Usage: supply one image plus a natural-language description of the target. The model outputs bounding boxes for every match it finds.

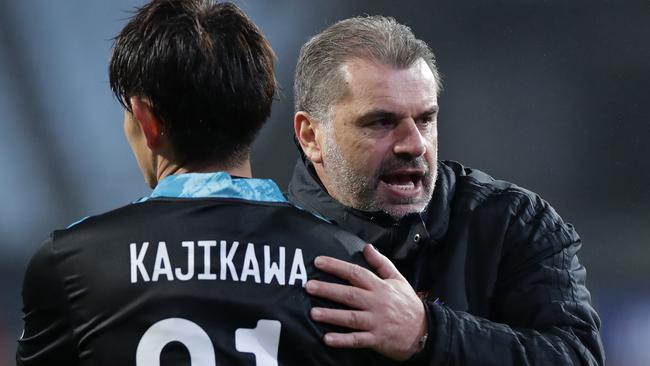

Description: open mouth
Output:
[380,171,425,192]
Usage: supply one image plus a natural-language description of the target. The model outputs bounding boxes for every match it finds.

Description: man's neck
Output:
[154,158,253,186]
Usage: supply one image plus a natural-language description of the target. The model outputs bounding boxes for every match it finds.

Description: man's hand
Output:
[305,244,427,361]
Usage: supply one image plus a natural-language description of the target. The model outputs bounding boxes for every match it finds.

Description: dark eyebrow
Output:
[419,106,439,117]
[358,109,402,122]
[359,106,439,122]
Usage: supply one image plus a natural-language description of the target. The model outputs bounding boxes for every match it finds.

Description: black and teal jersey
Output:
[17,172,387,366]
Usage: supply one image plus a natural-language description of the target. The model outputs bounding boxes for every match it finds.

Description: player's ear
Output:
[294,111,324,164]
[130,97,163,150]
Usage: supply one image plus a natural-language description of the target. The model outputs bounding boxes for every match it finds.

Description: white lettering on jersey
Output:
[288,249,307,287]
[129,240,310,286]
[220,240,240,281]
[263,245,285,285]
[198,240,217,280]
[130,242,150,283]
[152,242,174,282]
[240,243,261,283]
[175,241,194,281]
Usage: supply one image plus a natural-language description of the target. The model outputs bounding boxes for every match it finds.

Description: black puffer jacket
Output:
[287,158,604,365]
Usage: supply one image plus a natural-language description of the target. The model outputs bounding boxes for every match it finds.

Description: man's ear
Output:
[294,111,324,164]
[130,97,162,150]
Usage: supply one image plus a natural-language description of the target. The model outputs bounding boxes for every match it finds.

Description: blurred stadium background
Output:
[1,0,648,364]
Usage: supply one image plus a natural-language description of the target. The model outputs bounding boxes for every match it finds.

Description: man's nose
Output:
[393,119,426,158]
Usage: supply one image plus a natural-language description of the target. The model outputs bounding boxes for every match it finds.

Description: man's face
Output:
[316,58,439,219]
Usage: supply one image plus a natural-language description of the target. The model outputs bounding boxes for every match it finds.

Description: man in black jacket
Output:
[289,15,605,365]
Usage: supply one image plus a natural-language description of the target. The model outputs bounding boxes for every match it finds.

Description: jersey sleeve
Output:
[17,235,79,366]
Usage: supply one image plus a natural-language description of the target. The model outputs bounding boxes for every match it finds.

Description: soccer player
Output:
[16,1,387,365]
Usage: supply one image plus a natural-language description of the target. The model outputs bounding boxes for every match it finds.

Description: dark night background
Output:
[1,1,648,364]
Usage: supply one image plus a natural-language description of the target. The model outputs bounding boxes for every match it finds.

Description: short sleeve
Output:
[17,236,78,366]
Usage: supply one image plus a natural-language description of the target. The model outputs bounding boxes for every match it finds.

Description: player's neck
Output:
[155,158,253,184]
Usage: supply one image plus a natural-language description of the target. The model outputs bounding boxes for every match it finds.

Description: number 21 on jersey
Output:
[136,318,281,366]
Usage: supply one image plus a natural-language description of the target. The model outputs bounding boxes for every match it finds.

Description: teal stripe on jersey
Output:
[144,172,287,203]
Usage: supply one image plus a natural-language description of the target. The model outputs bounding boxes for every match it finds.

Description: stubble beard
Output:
[321,131,436,219]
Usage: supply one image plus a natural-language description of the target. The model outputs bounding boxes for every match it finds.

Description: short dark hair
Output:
[110,0,276,167]
[295,16,441,123]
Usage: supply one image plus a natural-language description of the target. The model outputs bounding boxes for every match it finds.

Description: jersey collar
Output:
[144,172,287,203]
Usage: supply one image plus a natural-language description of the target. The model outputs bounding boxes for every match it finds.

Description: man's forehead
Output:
[337,58,438,114]
[340,58,437,90]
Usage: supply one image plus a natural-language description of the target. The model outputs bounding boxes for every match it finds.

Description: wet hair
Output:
[110,0,276,167]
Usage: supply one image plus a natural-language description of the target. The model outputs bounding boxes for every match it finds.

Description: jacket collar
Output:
[287,156,456,254]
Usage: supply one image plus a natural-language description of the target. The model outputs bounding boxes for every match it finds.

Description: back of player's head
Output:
[110,0,277,167]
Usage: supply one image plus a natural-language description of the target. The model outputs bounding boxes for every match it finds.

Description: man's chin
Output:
[380,201,429,220]
[376,185,434,219]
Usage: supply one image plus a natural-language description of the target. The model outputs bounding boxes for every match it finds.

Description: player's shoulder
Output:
[53,200,146,240]
[56,196,366,254]
[264,201,368,259]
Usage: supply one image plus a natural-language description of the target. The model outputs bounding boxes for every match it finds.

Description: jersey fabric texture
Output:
[287,158,605,366]
[18,172,390,366]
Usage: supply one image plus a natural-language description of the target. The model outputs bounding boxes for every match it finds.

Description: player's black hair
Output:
[110,0,277,167]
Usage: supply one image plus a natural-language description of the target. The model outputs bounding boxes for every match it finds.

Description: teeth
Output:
[385,180,415,189]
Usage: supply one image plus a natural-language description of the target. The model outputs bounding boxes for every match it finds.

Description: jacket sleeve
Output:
[17,236,79,366]
[413,194,604,366]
